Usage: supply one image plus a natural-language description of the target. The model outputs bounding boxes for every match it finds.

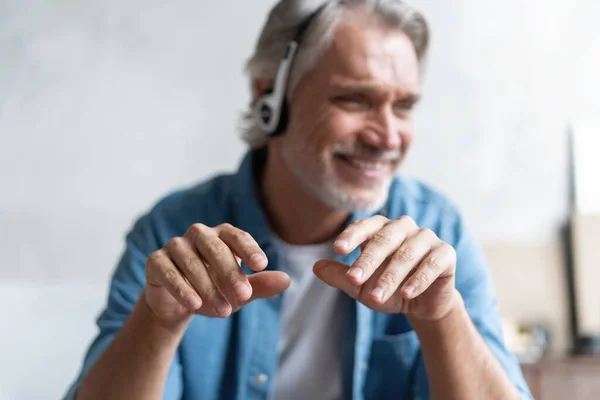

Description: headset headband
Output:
[254,1,341,137]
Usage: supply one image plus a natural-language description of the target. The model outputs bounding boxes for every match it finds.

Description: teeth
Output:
[346,157,386,170]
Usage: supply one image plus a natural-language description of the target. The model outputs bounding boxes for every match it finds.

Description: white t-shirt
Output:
[270,236,345,400]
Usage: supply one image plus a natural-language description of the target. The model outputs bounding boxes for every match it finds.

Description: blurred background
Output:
[1,0,599,398]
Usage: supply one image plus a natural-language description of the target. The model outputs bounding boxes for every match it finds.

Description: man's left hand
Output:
[314,215,460,322]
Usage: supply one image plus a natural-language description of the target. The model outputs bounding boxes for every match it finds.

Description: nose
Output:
[358,106,402,151]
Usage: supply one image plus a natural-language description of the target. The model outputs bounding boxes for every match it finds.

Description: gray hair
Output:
[240,0,430,148]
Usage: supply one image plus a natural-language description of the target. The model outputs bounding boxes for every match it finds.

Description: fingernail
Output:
[347,268,363,282]
[233,282,251,299]
[371,287,384,300]
[335,239,348,249]
[251,253,266,266]
[404,285,415,298]
[190,297,203,311]
[215,304,231,317]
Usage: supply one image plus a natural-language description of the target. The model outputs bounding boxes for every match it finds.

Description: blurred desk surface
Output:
[521,356,600,400]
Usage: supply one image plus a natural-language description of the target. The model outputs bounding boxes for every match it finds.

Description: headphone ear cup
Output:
[254,90,276,134]
[254,89,289,137]
[271,97,289,137]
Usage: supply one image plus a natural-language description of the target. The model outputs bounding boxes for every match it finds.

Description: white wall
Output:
[1,1,599,398]
[1,0,276,284]
[407,0,600,242]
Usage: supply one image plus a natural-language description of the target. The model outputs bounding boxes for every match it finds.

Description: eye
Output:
[392,99,417,118]
[333,94,371,111]
[394,100,415,112]
[393,95,419,113]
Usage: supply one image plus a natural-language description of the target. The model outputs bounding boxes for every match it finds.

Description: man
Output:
[66,1,532,399]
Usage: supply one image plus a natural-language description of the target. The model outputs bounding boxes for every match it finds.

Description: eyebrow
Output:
[331,81,421,104]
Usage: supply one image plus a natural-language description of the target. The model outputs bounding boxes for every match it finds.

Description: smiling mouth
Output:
[336,154,395,175]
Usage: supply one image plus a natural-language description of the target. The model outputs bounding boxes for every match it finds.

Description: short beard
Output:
[310,172,393,213]
[282,145,396,214]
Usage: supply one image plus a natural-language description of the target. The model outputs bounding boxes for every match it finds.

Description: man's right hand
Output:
[144,223,290,326]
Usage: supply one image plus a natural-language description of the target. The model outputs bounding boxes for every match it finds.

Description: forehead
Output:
[320,20,420,93]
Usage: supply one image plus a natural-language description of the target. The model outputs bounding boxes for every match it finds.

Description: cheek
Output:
[287,101,332,149]
[292,109,363,154]
[399,122,415,152]
[323,110,367,143]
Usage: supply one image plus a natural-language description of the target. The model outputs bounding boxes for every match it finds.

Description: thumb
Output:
[247,271,291,300]
[313,259,360,298]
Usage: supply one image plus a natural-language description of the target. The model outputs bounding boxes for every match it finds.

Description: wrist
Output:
[138,291,193,335]
[408,289,465,332]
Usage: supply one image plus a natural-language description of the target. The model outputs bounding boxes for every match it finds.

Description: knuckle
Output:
[441,242,456,258]
[166,237,184,252]
[164,268,178,285]
[397,215,416,226]
[146,251,162,267]
[224,268,242,284]
[376,215,390,224]
[394,246,415,263]
[184,257,201,274]
[423,256,441,271]
[418,228,437,240]
[232,229,252,243]
[205,240,224,257]
[357,252,375,268]
[379,270,399,287]
[188,223,208,238]
[175,284,186,300]
[218,223,234,231]
[202,286,221,303]
[371,232,392,247]
[412,270,429,287]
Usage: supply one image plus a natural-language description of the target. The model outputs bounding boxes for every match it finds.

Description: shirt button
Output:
[256,373,269,384]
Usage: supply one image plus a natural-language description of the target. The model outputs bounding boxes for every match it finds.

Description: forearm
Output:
[409,291,519,400]
[77,292,191,400]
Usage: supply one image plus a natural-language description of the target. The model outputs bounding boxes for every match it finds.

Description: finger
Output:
[247,271,291,300]
[313,260,360,298]
[146,250,202,312]
[346,216,419,286]
[333,215,390,255]
[187,224,251,306]
[165,237,233,317]
[401,242,456,299]
[370,228,437,304]
[200,271,291,317]
[216,224,268,271]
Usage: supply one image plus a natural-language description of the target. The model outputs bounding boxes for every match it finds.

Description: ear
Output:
[253,78,274,98]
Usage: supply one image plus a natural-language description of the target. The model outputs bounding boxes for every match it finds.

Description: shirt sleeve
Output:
[412,212,534,400]
[63,216,183,400]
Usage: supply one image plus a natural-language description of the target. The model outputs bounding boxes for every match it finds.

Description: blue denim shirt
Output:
[65,150,533,399]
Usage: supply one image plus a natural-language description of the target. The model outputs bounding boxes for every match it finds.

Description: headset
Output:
[253,1,341,137]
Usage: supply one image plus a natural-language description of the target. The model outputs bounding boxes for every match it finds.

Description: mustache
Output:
[331,143,402,161]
